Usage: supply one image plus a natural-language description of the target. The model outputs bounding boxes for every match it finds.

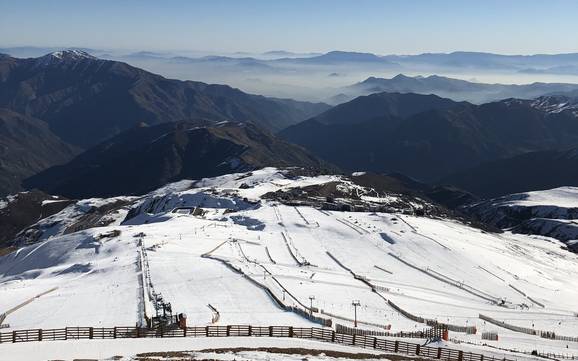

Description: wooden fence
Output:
[0,325,515,361]
[336,323,444,339]
[479,314,578,343]
[388,300,477,334]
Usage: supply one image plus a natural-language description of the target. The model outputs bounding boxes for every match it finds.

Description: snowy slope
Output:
[1,168,577,358]
[465,187,578,250]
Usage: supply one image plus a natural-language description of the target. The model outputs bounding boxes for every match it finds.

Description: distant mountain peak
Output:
[392,73,412,80]
[35,49,97,66]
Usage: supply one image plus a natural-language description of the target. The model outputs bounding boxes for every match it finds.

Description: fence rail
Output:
[335,323,444,339]
[0,324,516,361]
[479,314,578,343]
[388,300,477,334]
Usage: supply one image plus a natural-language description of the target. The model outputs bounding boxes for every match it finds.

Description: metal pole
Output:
[352,300,360,328]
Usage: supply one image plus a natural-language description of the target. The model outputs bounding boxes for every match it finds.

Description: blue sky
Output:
[1,0,577,55]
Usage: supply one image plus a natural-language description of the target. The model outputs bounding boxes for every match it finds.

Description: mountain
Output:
[281,93,578,182]
[463,187,578,252]
[274,51,395,65]
[349,172,478,209]
[383,51,578,70]
[277,51,578,70]
[24,121,335,198]
[0,190,73,251]
[307,91,463,126]
[0,50,329,148]
[342,74,578,104]
[442,148,578,199]
[0,108,79,195]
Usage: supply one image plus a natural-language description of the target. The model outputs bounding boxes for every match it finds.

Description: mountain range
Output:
[113,50,578,71]
[0,50,329,195]
[3,50,578,202]
[0,50,328,148]
[24,121,333,198]
[341,74,578,104]
[281,92,578,184]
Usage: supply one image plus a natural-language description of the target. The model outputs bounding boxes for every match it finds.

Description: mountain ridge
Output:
[0,52,330,148]
[281,92,578,184]
[24,121,337,198]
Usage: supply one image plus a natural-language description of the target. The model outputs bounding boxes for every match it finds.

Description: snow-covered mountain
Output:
[464,187,578,251]
[1,168,577,359]
[33,50,97,67]
[530,95,578,115]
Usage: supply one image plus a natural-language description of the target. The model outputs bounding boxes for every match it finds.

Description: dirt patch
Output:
[0,246,15,257]
[199,347,388,359]
[135,347,437,360]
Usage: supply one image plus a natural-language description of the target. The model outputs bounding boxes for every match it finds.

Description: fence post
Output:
[437,348,442,359]
[184,327,187,337]
[394,340,399,353]
[38,329,42,342]
[248,325,252,336]
[12,331,15,343]
[205,326,209,337]
[269,326,273,337]
[113,327,117,339]
[65,327,68,340]
[416,344,421,355]
[458,350,463,361]
[373,337,377,349]
[89,327,93,339]
[480,355,484,361]
[332,331,336,342]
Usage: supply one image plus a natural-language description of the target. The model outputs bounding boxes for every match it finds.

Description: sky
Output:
[1,0,578,55]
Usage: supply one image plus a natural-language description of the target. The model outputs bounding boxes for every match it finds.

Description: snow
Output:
[1,168,577,359]
[14,196,135,244]
[0,194,19,210]
[531,96,578,115]
[499,187,578,210]
[466,187,578,246]
[34,50,97,66]
[40,199,69,206]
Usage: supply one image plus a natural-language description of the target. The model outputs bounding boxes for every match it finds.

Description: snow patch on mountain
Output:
[530,96,578,115]
[34,50,97,66]
[465,187,578,250]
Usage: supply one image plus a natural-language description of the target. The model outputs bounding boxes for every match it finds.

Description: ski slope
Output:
[1,168,577,357]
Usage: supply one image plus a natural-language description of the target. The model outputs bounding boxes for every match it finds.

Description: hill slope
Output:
[0,108,79,195]
[2,168,577,359]
[464,187,578,251]
[24,121,335,198]
[281,93,578,182]
[442,148,578,198]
